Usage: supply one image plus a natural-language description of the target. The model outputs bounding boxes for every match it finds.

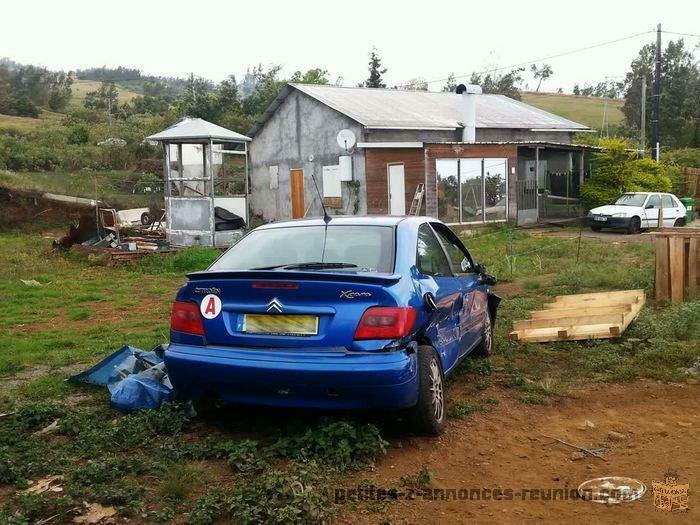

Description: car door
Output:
[662,194,682,226]
[642,194,661,228]
[415,223,463,373]
[430,223,486,358]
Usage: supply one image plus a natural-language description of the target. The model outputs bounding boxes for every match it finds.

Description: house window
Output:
[436,157,508,224]
[436,159,459,223]
[484,158,507,221]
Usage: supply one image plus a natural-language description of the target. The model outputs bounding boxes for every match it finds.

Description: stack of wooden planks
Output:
[509,289,645,343]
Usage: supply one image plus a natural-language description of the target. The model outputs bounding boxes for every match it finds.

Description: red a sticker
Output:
[200,294,222,319]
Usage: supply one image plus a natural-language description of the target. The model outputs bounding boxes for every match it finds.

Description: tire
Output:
[472,311,494,358]
[627,216,641,234]
[590,225,603,232]
[674,217,686,227]
[140,212,153,226]
[408,346,445,436]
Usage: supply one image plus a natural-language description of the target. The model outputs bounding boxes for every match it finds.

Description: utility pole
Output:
[652,23,662,162]
[640,80,646,153]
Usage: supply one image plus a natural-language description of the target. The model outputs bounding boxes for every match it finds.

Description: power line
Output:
[662,30,700,39]
[400,30,654,88]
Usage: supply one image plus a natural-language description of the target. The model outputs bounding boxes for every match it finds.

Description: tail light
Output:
[170,301,205,335]
[354,306,416,340]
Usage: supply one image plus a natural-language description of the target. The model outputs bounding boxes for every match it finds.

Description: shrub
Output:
[581,138,672,209]
[67,124,90,145]
[664,148,700,168]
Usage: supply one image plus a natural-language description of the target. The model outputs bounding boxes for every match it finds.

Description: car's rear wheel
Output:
[674,217,686,227]
[408,346,445,436]
[472,311,493,358]
[627,216,641,234]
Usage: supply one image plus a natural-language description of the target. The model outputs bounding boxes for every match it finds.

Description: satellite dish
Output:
[336,129,356,151]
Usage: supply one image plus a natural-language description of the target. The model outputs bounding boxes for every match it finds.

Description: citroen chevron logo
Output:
[266,299,283,313]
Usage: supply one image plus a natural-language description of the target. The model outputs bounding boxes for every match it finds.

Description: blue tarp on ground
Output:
[70,345,174,412]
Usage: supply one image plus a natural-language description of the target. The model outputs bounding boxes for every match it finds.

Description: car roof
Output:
[621,192,673,196]
[255,215,438,230]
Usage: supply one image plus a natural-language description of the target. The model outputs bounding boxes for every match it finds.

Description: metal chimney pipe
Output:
[456,84,482,143]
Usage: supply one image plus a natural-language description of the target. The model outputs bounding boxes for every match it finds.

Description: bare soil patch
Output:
[337,380,699,524]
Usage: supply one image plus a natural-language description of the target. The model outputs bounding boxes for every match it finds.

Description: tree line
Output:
[2,38,700,150]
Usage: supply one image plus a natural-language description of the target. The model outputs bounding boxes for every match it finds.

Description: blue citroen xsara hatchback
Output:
[165,216,499,435]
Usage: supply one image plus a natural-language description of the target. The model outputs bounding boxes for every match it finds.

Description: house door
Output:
[388,164,405,215]
[290,169,304,219]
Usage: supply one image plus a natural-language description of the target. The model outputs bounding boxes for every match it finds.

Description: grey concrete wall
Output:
[249,90,366,223]
[363,128,575,145]
[362,128,459,143]
[476,128,575,144]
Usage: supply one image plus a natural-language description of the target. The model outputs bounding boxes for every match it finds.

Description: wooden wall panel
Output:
[364,149,425,214]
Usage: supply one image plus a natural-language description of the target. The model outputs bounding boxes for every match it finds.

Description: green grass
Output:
[0,111,64,132]
[521,92,624,130]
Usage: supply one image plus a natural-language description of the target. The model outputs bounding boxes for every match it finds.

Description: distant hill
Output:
[68,80,141,109]
[521,92,624,131]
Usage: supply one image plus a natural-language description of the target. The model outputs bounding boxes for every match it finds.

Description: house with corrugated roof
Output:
[247,83,598,225]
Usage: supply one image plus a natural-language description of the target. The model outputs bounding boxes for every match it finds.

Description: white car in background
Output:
[587,192,687,234]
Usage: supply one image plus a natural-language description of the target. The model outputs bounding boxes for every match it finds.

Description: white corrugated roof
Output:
[147,117,251,142]
[249,84,589,135]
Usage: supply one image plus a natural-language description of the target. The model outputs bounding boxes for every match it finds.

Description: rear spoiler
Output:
[186,270,403,285]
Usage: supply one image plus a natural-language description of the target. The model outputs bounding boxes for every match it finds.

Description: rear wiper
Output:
[251,262,359,271]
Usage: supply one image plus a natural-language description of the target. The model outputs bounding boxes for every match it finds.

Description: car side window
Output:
[417,224,452,277]
[646,195,661,209]
[432,225,475,274]
[662,195,675,208]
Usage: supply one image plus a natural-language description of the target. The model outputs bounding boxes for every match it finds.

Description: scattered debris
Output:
[578,476,646,504]
[608,431,627,442]
[20,279,42,286]
[510,290,645,343]
[542,434,607,461]
[54,205,175,262]
[21,475,64,495]
[684,357,700,376]
[0,411,17,419]
[571,448,607,461]
[70,345,175,413]
[677,421,693,428]
[577,420,596,430]
[32,419,60,437]
[72,502,117,524]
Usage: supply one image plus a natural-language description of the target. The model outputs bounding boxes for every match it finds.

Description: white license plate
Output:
[594,216,608,222]
[242,314,319,336]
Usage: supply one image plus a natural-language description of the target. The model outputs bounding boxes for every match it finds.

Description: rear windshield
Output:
[210,225,395,273]
[614,194,647,207]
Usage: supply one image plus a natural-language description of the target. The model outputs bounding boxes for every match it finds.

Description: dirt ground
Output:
[337,380,699,524]
[529,218,700,244]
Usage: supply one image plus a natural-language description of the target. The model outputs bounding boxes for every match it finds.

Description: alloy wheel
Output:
[429,358,444,422]
[483,313,492,353]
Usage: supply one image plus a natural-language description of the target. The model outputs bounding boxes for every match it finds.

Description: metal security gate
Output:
[539,171,582,219]
[516,179,538,225]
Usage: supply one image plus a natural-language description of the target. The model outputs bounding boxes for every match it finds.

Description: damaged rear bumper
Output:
[164,343,419,410]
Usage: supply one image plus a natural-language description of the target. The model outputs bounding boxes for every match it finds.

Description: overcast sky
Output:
[2,0,699,92]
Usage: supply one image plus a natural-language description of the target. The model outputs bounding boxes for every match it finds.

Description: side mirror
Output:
[423,292,438,312]
[645,204,654,209]
[475,263,497,286]
[480,273,498,286]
